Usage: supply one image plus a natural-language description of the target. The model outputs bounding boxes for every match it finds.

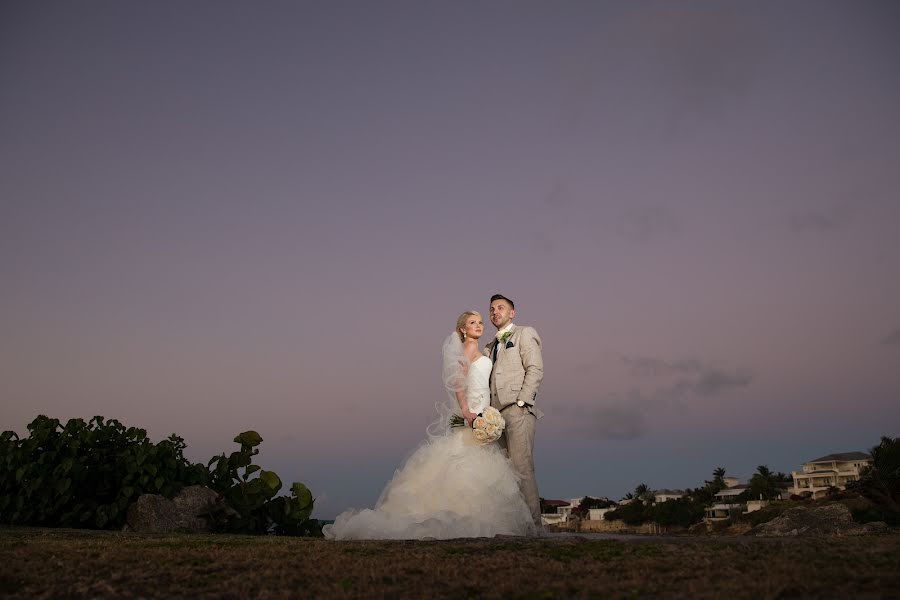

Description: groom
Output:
[484,293,544,527]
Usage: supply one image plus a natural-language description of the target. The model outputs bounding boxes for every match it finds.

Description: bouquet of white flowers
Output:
[449,406,505,444]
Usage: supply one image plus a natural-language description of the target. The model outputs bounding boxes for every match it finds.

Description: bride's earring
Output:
[462,332,467,340]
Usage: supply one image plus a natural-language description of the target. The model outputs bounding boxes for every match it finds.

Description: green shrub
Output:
[646,497,705,528]
[0,415,321,536]
[206,431,321,536]
[604,500,648,526]
[847,436,899,523]
[0,416,207,529]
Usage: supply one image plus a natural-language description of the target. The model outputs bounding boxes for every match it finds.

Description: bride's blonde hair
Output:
[456,311,481,341]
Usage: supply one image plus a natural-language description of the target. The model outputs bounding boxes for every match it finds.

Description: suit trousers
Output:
[498,405,540,526]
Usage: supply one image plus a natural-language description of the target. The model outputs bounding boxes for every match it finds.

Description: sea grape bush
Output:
[206,431,320,536]
[0,415,320,536]
[0,416,206,529]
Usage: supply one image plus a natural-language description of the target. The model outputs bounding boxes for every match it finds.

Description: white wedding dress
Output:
[324,355,536,539]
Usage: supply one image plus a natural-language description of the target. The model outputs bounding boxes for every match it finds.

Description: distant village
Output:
[541,451,873,531]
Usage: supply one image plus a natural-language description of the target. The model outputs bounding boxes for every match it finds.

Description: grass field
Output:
[1,527,898,598]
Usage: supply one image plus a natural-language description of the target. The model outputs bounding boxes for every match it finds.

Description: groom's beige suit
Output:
[484,323,543,526]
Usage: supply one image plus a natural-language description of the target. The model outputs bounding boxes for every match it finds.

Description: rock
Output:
[688,521,709,535]
[749,502,888,537]
[125,485,219,533]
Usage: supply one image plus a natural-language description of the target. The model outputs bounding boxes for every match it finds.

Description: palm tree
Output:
[743,465,782,501]
[705,467,727,493]
[633,483,654,504]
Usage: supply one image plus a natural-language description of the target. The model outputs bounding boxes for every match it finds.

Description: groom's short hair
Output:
[490,294,515,309]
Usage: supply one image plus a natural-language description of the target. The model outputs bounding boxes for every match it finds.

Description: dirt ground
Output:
[1,527,898,598]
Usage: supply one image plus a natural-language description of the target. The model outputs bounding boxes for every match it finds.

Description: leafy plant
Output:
[569,496,616,519]
[0,415,207,529]
[269,482,322,536]
[737,465,790,502]
[846,436,899,525]
[604,498,648,526]
[1,416,321,536]
[206,431,321,536]
[646,497,706,528]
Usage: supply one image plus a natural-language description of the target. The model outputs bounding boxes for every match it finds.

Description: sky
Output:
[1,1,899,519]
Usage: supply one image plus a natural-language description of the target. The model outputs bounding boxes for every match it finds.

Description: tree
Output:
[712,467,726,483]
[539,497,552,514]
[774,471,793,484]
[584,496,615,509]
[569,496,615,519]
[647,497,705,528]
[692,467,728,505]
[847,436,899,521]
[703,468,727,494]
[739,464,783,501]
[605,499,647,525]
[633,483,654,504]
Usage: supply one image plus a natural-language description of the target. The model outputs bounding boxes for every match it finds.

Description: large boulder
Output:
[749,502,888,537]
[125,485,219,533]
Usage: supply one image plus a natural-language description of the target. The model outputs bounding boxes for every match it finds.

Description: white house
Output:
[558,497,583,520]
[791,452,872,499]
[588,507,614,521]
[540,499,572,526]
[653,489,686,503]
[705,480,792,520]
[576,497,618,520]
[723,476,740,488]
[540,497,617,525]
[705,485,748,521]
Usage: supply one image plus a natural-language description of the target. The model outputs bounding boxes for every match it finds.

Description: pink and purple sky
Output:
[2,1,898,518]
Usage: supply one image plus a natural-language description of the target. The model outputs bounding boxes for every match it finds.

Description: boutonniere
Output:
[496,330,513,344]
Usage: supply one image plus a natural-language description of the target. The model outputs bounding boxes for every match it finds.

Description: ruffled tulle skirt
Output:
[324,429,536,540]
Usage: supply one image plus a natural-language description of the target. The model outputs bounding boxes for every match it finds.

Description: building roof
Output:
[807,452,871,463]
[542,499,570,507]
[715,486,748,497]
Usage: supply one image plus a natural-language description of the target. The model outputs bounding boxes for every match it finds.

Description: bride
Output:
[323,311,537,539]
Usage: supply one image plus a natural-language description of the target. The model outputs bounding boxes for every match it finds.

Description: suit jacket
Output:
[483,323,544,419]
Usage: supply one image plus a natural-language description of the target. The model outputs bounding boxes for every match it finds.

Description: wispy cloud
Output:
[527,230,556,254]
[582,402,648,441]
[640,368,752,405]
[542,179,574,208]
[675,368,753,397]
[881,329,900,346]
[569,355,752,441]
[623,356,702,377]
[559,3,761,136]
[647,6,760,133]
[789,211,843,232]
[788,204,855,233]
[617,206,679,242]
